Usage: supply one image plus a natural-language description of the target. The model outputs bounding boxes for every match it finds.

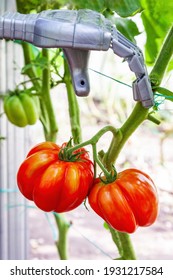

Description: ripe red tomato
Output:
[88,169,159,233]
[17,141,94,212]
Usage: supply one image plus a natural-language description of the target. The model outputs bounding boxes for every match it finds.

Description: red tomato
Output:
[17,141,94,212]
[88,169,159,233]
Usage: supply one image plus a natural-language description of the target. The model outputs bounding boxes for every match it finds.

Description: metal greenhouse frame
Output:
[0,0,28,260]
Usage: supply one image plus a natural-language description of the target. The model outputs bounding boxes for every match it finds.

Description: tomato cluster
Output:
[17,141,159,233]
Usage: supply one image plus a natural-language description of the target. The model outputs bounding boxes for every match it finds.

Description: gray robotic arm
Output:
[0,9,154,107]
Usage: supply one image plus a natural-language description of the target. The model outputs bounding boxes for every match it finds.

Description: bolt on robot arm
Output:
[0,9,154,108]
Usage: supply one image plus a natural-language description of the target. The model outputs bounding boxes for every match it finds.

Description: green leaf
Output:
[141,12,161,65]
[16,0,43,13]
[35,56,48,69]
[141,0,173,65]
[16,0,63,13]
[113,18,140,43]
[61,0,142,16]
[21,63,35,74]
[106,0,142,17]
[21,55,48,75]
[63,0,106,12]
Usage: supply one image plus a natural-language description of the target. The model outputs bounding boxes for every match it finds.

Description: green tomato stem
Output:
[104,24,173,170]
[41,49,58,142]
[21,42,68,260]
[108,226,136,259]
[103,23,173,261]
[117,232,136,259]
[92,144,111,179]
[100,104,148,260]
[103,102,149,169]
[21,42,41,91]
[68,125,117,153]
[41,50,70,259]
[102,105,147,260]
[150,25,173,86]
[63,59,82,144]
[54,213,71,260]
[53,57,84,259]
[16,0,69,261]
[67,125,117,178]
[108,226,123,257]
[21,42,50,136]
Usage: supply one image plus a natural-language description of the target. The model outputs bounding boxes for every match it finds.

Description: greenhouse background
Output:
[0,0,173,260]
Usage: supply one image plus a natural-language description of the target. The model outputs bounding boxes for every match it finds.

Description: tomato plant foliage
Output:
[141,0,173,66]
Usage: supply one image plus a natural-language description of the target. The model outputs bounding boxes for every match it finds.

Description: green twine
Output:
[153,92,173,110]
[153,93,166,110]
[89,68,132,88]
[89,68,173,111]
[154,93,173,100]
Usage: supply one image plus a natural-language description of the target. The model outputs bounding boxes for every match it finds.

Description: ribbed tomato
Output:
[4,92,40,127]
[88,169,159,233]
[17,141,94,212]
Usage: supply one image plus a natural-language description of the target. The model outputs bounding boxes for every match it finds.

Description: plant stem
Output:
[116,233,136,260]
[102,104,148,260]
[17,1,69,261]
[53,57,84,259]
[41,49,58,142]
[109,226,136,260]
[54,213,70,260]
[103,23,173,260]
[21,42,50,135]
[92,144,111,179]
[41,50,70,259]
[63,59,82,144]
[68,125,117,153]
[103,102,149,169]
[104,24,173,169]
[67,125,117,178]
[21,42,68,259]
[21,42,41,91]
[150,25,173,86]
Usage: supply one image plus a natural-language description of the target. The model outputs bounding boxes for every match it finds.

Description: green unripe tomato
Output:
[4,92,40,127]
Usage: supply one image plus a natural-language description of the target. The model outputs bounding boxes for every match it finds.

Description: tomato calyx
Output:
[99,165,117,184]
[58,138,87,162]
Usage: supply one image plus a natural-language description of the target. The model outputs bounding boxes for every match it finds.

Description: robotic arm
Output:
[0,9,154,108]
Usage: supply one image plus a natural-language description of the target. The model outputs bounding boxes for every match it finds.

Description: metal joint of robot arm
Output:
[0,9,154,108]
[111,31,154,108]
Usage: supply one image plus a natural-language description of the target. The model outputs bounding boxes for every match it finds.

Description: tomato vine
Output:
[1,0,172,261]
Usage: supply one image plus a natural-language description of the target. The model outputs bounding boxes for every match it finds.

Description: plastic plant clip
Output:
[0,9,154,108]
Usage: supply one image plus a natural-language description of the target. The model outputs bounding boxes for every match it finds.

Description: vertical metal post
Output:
[0,0,28,259]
